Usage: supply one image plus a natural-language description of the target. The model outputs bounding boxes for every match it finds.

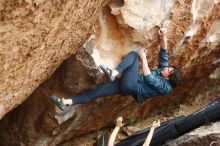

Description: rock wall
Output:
[0,0,220,146]
[0,0,106,119]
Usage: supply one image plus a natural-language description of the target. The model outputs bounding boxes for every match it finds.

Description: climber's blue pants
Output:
[72,51,139,105]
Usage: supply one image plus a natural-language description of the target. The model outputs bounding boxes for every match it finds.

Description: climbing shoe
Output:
[49,96,66,111]
[99,65,115,81]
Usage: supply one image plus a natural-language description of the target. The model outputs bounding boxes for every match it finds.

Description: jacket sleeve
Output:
[158,49,169,68]
[143,74,172,94]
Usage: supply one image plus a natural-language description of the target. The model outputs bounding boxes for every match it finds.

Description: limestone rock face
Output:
[109,0,174,43]
[0,0,220,146]
[0,0,106,119]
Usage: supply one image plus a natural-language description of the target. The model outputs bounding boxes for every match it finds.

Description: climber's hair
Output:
[134,41,144,50]
[169,67,182,88]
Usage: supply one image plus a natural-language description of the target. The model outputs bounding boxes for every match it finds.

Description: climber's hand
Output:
[158,28,168,49]
[158,28,167,39]
[116,116,125,128]
[138,48,147,61]
[152,120,160,129]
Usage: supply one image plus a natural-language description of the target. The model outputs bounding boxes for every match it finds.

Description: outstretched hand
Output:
[152,120,160,129]
[116,116,125,128]
[158,28,167,39]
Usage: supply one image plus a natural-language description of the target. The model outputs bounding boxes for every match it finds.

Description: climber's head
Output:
[161,66,182,87]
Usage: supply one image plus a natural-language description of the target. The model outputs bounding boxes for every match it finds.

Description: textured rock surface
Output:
[0,0,220,146]
[0,0,106,119]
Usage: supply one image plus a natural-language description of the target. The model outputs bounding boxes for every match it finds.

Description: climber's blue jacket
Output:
[136,49,172,103]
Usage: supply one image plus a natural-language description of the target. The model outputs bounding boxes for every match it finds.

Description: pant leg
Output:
[118,51,139,96]
[116,51,139,73]
[72,79,121,105]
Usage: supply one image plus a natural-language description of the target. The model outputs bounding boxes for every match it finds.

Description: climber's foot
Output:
[49,96,66,111]
[100,65,116,82]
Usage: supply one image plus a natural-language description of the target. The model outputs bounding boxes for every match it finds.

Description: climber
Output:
[49,27,182,111]
[107,117,160,146]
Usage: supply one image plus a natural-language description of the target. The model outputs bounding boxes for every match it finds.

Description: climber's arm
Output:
[158,28,169,68]
[143,120,160,146]
[108,117,124,146]
[138,27,168,75]
[138,48,151,76]
[159,28,167,50]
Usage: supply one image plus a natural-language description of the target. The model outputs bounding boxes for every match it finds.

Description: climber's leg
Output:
[72,79,121,105]
[118,51,139,96]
